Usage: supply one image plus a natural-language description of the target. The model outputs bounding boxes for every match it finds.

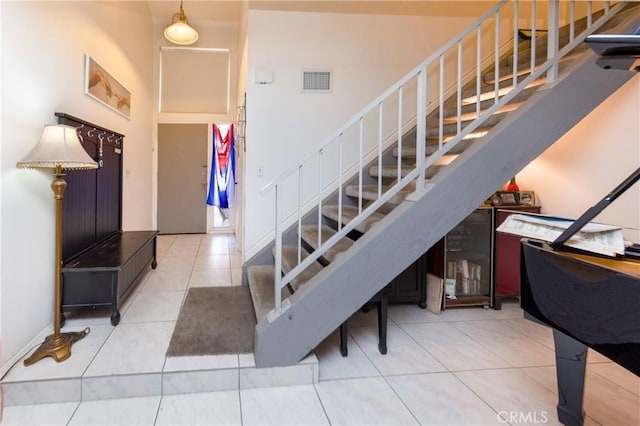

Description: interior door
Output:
[158,123,208,234]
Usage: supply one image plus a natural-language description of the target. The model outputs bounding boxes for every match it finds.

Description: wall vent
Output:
[302,70,331,92]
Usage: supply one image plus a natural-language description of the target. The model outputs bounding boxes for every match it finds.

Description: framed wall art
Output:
[84,54,131,119]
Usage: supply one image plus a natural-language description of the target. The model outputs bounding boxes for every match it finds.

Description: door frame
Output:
[153,121,243,237]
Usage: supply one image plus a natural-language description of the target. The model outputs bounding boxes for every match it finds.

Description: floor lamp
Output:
[17,124,98,366]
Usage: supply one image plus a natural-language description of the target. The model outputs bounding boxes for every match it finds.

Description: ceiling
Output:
[146,1,244,24]
[146,1,496,25]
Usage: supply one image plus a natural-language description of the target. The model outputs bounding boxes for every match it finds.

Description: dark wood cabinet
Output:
[426,205,541,310]
[441,207,494,309]
[348,225,427,309]
[387,253,427,308]
[494,206,541,307]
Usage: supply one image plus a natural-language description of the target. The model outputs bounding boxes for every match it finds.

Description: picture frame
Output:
[519,190,536,206]
[84,54,131,119]
[495,190,520,206]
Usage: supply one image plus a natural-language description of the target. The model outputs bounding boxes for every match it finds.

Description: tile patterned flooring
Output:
[2,234,638,425]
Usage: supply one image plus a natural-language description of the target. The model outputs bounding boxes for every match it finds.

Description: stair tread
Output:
[321,204,385,234]
[247,265,292,321]
[300,224,355,263]
[455,73,545,104]
[484,48,583,85]
[369,164,443,179]
[404,86,539,145]
[435,84,539,122]
[279,245,324,292]
[505,37,588,69]
[427,128,491,144]
[345,184,412,204]
[461,78,546,107]
[441,101,523,125]
[426,108,508,137]
[427,114,504,137]
[394,139,475,158]
[437,57,579,131]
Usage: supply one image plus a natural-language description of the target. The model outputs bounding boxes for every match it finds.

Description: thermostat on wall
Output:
[254,69,273,84]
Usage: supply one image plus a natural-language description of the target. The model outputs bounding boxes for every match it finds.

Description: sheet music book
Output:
[497,212,625,257]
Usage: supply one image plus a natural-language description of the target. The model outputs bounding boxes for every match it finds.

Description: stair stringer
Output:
[254,22,640,369]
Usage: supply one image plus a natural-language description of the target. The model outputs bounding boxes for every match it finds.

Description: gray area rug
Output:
[166,286,256,357]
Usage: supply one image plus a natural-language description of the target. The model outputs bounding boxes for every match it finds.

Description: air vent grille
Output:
[302,71,331,92]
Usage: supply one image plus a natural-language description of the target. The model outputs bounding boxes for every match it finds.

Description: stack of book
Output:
[445,259,483,298]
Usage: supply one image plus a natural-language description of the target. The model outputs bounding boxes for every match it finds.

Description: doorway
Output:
[157,123,208,234]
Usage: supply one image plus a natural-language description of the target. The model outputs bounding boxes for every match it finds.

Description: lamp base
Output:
[23,328,89,366]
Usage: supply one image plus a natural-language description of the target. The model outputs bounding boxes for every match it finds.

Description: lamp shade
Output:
[164,1,198,45]
[16,124,98,170]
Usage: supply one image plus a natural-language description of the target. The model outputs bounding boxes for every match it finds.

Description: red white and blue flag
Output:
[207,123,235,208]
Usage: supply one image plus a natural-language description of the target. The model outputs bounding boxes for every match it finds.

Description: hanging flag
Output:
[206,123,236,208]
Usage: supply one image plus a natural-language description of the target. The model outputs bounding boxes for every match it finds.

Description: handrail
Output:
[261,0,624,320]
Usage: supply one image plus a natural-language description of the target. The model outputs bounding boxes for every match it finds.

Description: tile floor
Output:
[2,234,638,425]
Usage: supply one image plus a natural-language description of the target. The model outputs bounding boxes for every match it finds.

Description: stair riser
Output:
[2,362,319,405]
[320,205,385,234]
[300,224,355,263]
[280,246,324,292]
[248,265,292,321]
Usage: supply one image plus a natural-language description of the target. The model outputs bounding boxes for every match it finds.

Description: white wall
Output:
[518,77,640,242]
[1,1,154,368]
[235,2,249,251]
[244,9,482,258]
[0,1,4,369]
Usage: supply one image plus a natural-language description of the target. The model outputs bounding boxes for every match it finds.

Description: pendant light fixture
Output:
[164,0,199,45]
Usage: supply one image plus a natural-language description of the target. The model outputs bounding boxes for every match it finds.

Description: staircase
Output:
[246,1,640,368]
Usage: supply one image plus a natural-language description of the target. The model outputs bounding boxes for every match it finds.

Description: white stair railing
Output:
[260,0,624,318]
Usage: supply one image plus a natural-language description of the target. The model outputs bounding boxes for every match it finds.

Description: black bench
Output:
[61,230,158,326]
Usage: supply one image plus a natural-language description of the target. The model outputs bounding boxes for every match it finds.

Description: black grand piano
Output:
[520,166,640,426]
